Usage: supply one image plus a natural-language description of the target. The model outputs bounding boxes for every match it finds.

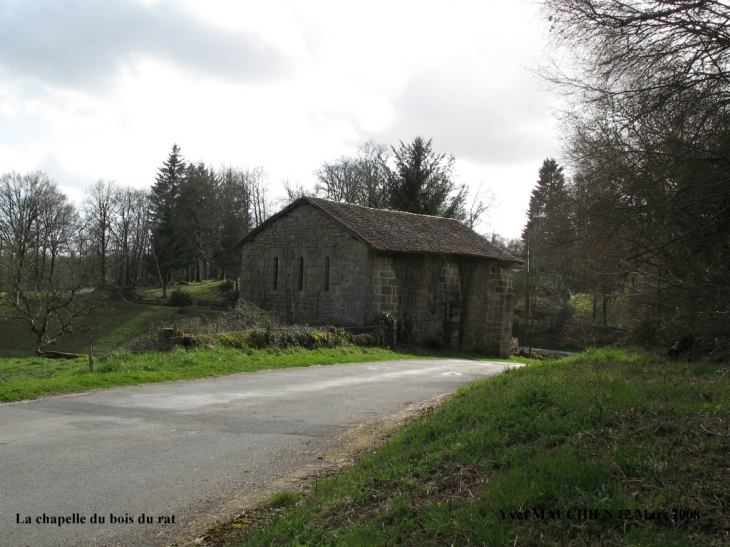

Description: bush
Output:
[370,312,397,347]
[350,333,376,346]
[168,289,193,307]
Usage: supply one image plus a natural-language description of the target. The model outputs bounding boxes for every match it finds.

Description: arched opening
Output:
[298,256,304,291]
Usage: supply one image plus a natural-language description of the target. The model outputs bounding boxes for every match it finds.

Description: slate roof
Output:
[236,197,522,264]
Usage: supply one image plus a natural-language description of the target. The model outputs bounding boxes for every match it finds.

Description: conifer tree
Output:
[389,137,466,218]
[522,158,566,241]
[149,144,186,297]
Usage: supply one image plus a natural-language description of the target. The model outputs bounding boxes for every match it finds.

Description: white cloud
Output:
[0,0,561,238]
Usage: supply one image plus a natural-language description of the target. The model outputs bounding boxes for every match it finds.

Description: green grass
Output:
[0,301,222,358]
[0,345,432,402]
[206,348,729,547]
[138,279,227,301]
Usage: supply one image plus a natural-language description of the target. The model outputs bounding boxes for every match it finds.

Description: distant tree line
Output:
[527,0,730,357]
[74,145,272,296]
[0,137,497,354]
[147,145,271,296]
[0,146,272,352]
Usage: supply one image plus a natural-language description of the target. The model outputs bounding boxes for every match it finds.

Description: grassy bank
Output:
[208,348,729,546]
[0,346,432,402]
[0,301,223,358]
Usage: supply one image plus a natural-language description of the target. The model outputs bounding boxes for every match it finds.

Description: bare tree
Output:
[541,0,730,351]
[464,181,497,231]
[111,187,148,286]
[314,158,362,203]
[249,167,272,227]
[0,171,93,355]
[314,140,391,207]
[281,179,310,206]
[216,166,253,279]
[82,180,118,285]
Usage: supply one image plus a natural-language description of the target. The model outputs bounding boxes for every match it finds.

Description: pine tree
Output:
[522,158,566,241]
[389,137,466,218]
[149,144,186,297]
[521,158,568,347]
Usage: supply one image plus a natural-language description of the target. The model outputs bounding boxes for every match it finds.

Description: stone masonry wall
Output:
[457,260,515,357]
[240,204,370,326]
[240,203,516,356]
[369,253,515,357]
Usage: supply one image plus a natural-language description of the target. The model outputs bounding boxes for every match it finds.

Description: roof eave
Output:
[370,248,524,264]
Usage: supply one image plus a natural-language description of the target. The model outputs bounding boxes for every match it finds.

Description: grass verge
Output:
[0,346,436,402]
[205,348,729,547]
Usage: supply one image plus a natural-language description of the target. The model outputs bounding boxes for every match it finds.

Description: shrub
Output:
[168,289,193,307]
[370,312,397,347]
[219,333,244,349]
[350,333,376,346]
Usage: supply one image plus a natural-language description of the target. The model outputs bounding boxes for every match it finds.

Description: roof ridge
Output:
[306,196,463,222]
[236,196,522,264]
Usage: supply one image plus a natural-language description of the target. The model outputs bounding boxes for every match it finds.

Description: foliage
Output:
[126,300,386,352]
[167,289,193,307]
[524,159,563,236]
[370,312,397,347]
[210,349,729,546]
[149,144,188,296]
[390,136,467,219]
[540,1,730,356]
[314,137,490,226]
[147,145,271,295]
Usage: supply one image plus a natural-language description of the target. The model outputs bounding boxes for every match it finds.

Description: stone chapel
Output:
[235,196,522,357]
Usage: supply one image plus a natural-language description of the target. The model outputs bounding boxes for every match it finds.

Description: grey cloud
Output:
[368,71,555,166]
[0,0,289,89]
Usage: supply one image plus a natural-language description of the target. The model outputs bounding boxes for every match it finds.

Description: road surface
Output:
[0,358,520,547]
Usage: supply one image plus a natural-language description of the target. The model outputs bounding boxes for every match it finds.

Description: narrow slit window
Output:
[298,257,304,291]
[324,256,330,291]
[273,257,279,291]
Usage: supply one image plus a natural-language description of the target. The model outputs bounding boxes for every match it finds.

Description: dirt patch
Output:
[167,395,447,547]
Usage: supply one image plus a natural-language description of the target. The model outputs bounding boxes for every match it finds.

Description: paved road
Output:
[0,358,520,547]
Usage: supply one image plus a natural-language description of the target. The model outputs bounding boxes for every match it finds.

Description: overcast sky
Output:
[0,0,561,239]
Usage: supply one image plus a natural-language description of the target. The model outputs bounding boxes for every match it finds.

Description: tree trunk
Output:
[33,337,43,356]
[161,268,168,298]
